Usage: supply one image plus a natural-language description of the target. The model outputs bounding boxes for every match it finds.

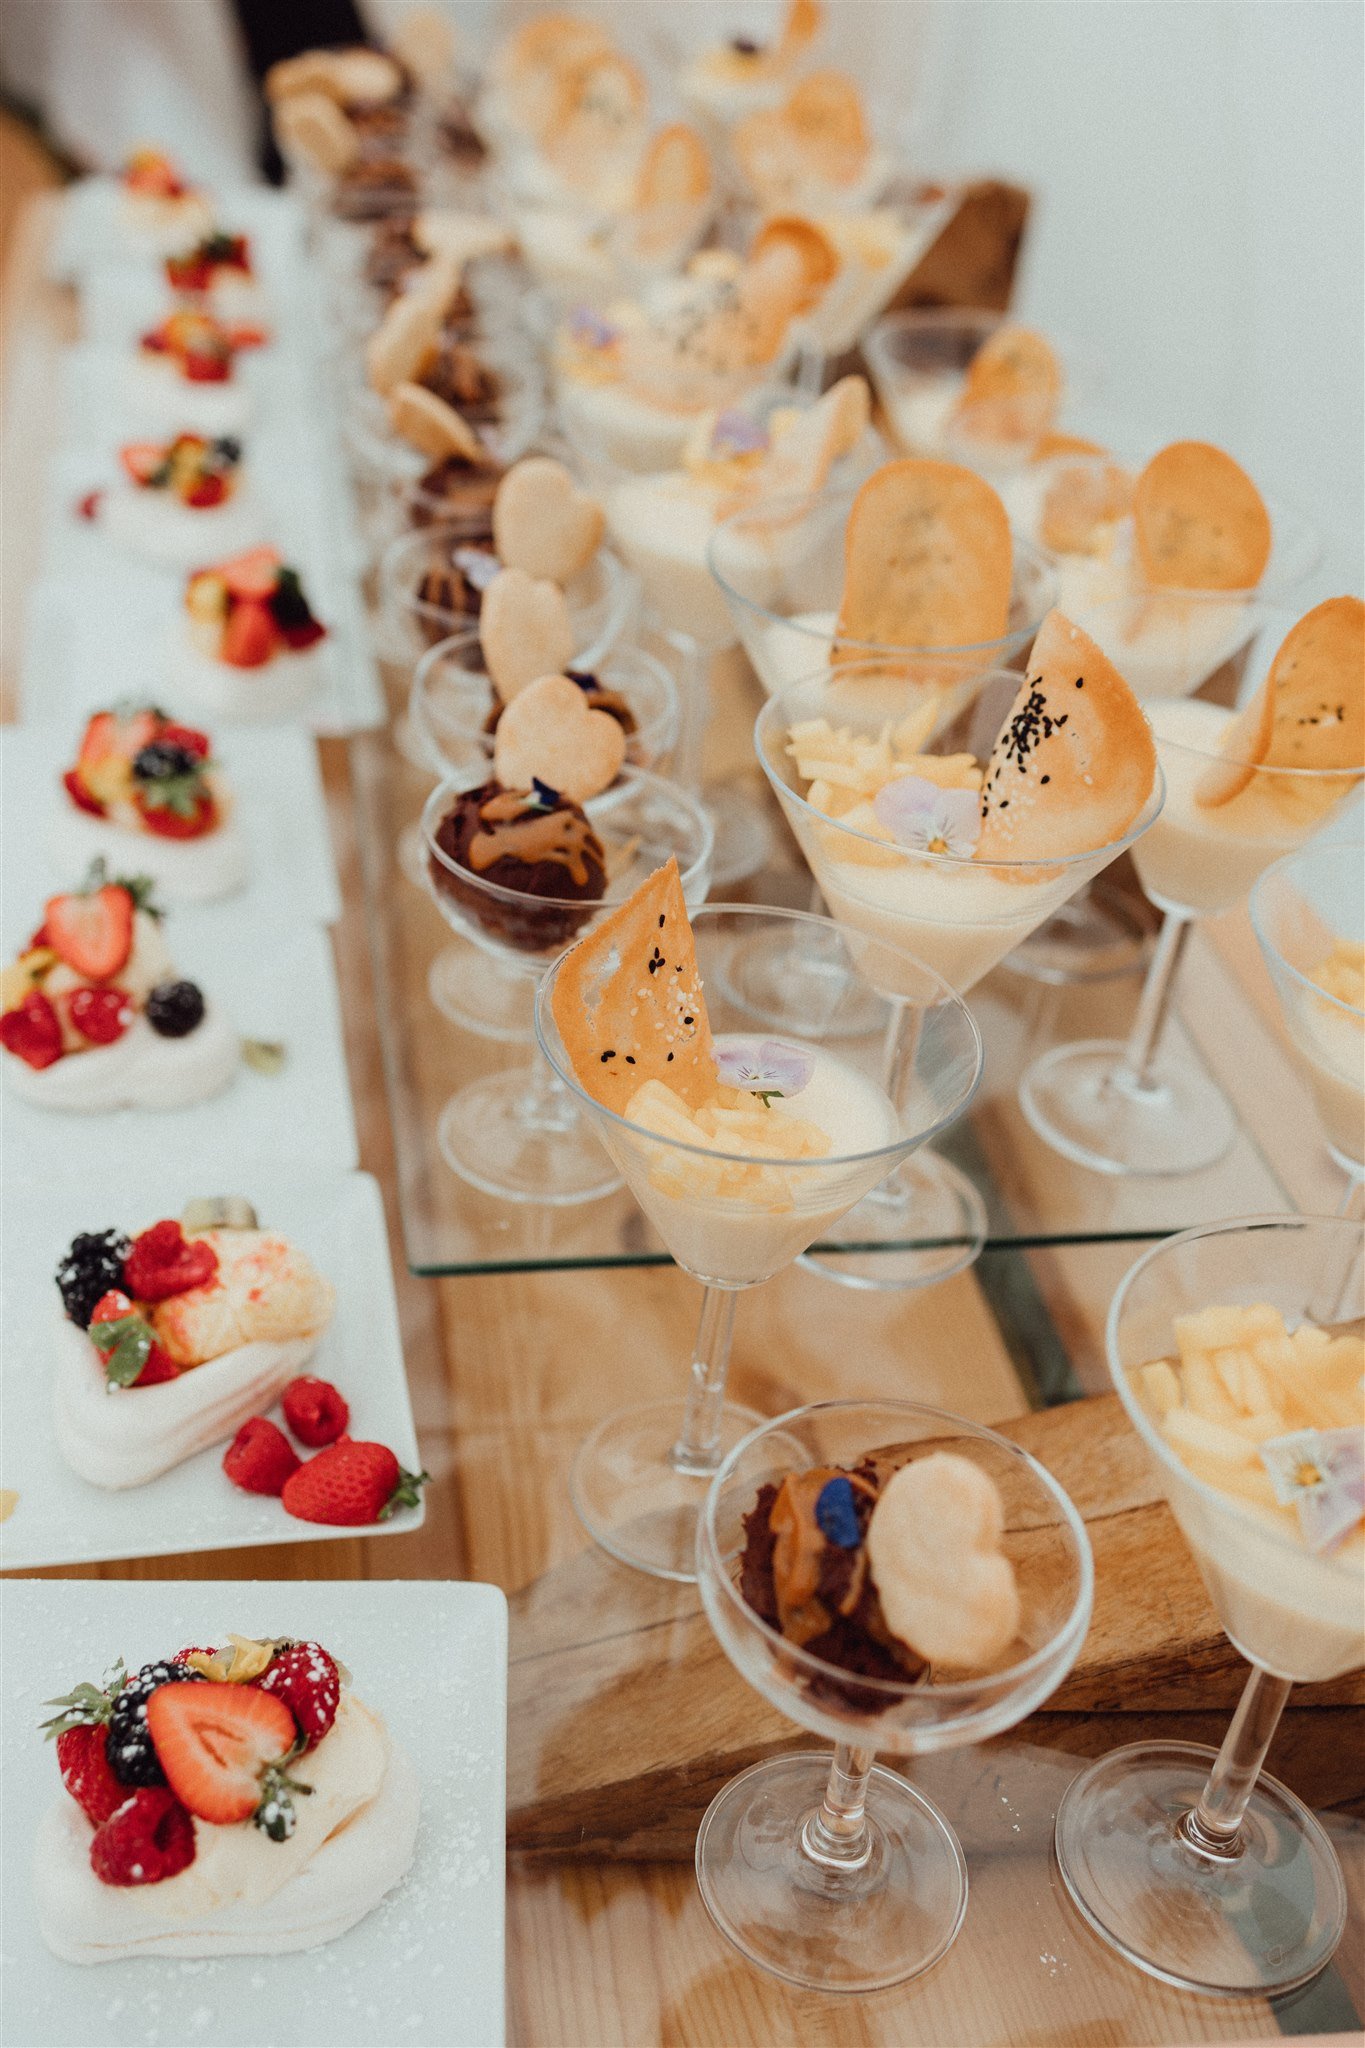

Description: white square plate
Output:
[0,1169,421,1570]
[0,1577,506,2048]
[0,725,341,924]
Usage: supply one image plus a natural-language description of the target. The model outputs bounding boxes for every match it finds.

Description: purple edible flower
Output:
[713,1037,814,1106]
[568,306,621,351]
[873,774,980,857]
[815,1475,862,1548]
[710,408,769,458]
[1258,1427,1365,1554]
[453,546,501,591]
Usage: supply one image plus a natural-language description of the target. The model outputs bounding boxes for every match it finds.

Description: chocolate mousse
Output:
[410,458,503,528]
[429,780,608,950]
[413,543,500,640]
[418,340,503,422]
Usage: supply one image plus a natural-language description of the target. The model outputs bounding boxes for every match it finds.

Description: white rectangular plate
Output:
[0,1577,505,2048]
[47,179,306,288]
[0,724,341,924]
[0,1169,421,1570]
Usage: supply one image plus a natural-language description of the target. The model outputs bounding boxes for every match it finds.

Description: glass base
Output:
[695,1753,968,1992]
[1054,1741,1347,1997]
[711,924,886,1040]
[798,1149,987,1290]
[571,1395,768,1581]
[1005,886,1152,986]
[397,817,429,891]
[436,1071,623,1205]
[428,941,535,1043]
[706,785,774,891]
[1019,1039,1237,1177]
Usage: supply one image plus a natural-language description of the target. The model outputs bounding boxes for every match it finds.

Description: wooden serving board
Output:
[507,1393,1364,1861]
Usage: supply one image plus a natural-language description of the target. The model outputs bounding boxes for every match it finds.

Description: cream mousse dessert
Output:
[1131,1301,1364,1683]
[1283,941,1365,1168]
[1,870,238,1114]
[90,431,257,569]
[680,0,824,137]
[730,68,896,214]
[52,1203,335,1489]
[513,121,714,302]
[116,149,214,256]
[36,1632,418,1962]
[178,546,328,720]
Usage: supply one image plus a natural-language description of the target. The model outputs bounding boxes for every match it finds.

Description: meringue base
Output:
[101,485,260,570]
[6,1006,239,1113]
[46,808,250,904]
[171,639,324,723]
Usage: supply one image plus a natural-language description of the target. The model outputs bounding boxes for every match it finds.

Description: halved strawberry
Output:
[221,599,278,668]
[145,1681,297,1827]
[75,710,121,769]
[219,546,281,601]
[44,882,134,981]
[183,473,228,508]
[158,723,211,759]
[120,442,167,486]
[139,791,217,838]
[184,351,231,384]
[63,767,106,816]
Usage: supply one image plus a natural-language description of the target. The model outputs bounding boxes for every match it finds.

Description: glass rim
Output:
[534,900,984,1171]
[412,623,674,693]
[1248,842,1365,1023]
[1106,1214,1365,1581]
[698,1396,1095,1703]
[755,666,1168,877]
[1149,714,1365,781]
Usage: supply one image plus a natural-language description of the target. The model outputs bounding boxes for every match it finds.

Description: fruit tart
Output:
[0,865,238,1112]
[164,230,268,328]
[34,1631,418,1961]
[180,546,328,719]
[130,310,259,435]
[85,432,255,567]
[52,1200,336,1489]
[116,148,214,254]
[54,705,249,902]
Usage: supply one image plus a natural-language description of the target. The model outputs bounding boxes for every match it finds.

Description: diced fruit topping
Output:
[145,1681,306,1835]
[220,598,278,668]
[106,1661,208,1787]
[255,1642,341,1750]
[125,1219,219,1301]
[55,1724,129,1827]
[55,1230,132,1328]
[223,1417,300,1496]
[0,990,63,1069]
[123,149,187,198]
[183,472,228,507]
[89,1292,179,1388]
[44,876,136,981]
[220,546,281,600]
[66,985,134,1045]
[146,979,207,1038]
[281,1440,429,1526]
[185,570,229,625]
[281,1377,349,1448]
[90,1786,197,1887]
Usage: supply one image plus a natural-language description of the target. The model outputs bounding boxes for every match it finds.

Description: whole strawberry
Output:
[281,1375,349,1448]
[280,1439,427,1526]
[89,1786,196,1887]
[255,1641,341,1749]
[223,1417,300,1496]
[55,1724,127,1826]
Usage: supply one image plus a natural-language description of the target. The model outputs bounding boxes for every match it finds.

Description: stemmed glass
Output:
[535,907,983,1580]
[1055,1214,1363,1996]
[756,665,1165,1289]
[695,1398,1094,1991]
[1020,607,1363,1177]
[1250,842,1365,1209]
[863,308,1103,467]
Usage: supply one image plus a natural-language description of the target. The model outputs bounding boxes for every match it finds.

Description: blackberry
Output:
[132,741,197,784]
[213,435,241,464]
[55,1230,131,1328]
[107,1661,206,1787]
[269,566,316,631]
[146,980,205,1039]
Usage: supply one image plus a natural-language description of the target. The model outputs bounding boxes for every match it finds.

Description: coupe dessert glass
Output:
[535,907,983,1579]
[1020,609,1362,1177]
[695,1398,1093,1990]
[863,308,1101,469]
[756,665,1164,1289]
[423,764,713,1203]
[1055,1214,1363,1996]
[1250,842,1365,1202]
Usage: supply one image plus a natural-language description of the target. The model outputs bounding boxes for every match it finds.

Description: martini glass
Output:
[756,665,1164,1288]
[535,906,983,1579]
[695,1398,1093,1990]
[1250,842,1365,1207]
[1055,1214,1363,1996]
[1021,607,1363,1177]
[863,309,1102,466]
[423,763,712,1202]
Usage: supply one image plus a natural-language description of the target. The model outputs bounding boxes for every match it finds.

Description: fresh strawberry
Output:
[124,1219,219,1302]
[184,350,231,383]
[183,472,228,508]
[256,1642,340,1750]
[145,1681,299,1830]
[62,767,106,816]
[90,1288,135,1323]
[220,599,278,668]
[76,488,104,521]
[220,545,281,601]
[120,442,167,486]
[158,723,211,758]
[281,1377,349,1448]
[66,985,134,1045]
[281,1440,428,1527]
[55,1724,128,1827]
[223,1417,300,1496]
[88,1290,179,1386]
[0,990,64,1069]
[227,325,267,351]
[44,880,134,981]
[89,1786,196,1886]
[139,790,217,838]
[172,1646,220,1666]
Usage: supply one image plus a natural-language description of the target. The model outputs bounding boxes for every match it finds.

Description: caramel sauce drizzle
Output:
[468,790,601,886]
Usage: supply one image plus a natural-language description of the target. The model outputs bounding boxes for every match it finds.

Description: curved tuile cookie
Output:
[391,7,456,85]
[723,376,869,521]
[264,52,343,102]
[636,123,712,211]
[735,71,868,201]
[388,382,487,463]
[543,48,648,185]
[748,215,839,313]
[493,672,626,804]
[412,210,514,265]
[550,856,714,1114]
[492,458,605,585]
[952,324,1061,447]
[1195,596,1365,807]
[328,48,405,106]
[1134,440,1272,592]
[1033,430,1107,462]
[1039,458,1133,557]
[273,92,359,175]
[835,459,1013,654]
[778,0,824,58]
[976,609,1157,862]
[865,1452,1020,1669]
[495,15,614,138]
[479,568,576,701]
[365,289,442,395]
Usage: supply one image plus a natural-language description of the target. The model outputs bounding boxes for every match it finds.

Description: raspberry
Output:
[124,1220,218,1301]
[66,986,134,1045]
[0,990,64,1070]
[281,1376,349,1448]
[55,1725,128,1826]
[256,1641,341,1749]
[89,1786,196,1887]
[223,1417,300,1496]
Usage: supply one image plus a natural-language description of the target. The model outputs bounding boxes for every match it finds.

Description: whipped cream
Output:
[172,638,324,722]
[47,805,250,905]
[101,484,260,570]
[6,1005,239,1113]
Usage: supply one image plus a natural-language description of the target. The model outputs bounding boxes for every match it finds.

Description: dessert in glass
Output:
[694,1397,1093,1988]
[757,615,1162,1288]
[726,68,902,216]
[535,871,983,1578]
[1021,597,1364,1176]
[1250,842,1365,1198]
[865,310,1099,473]
[678,0,824,139]
[511,121,717,305]
[1055,1214,1364,1996]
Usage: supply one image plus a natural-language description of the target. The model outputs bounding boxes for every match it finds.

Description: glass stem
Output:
[801,1743,875,1871]
[670,1286,739,1476]
[1116,911,1192,1089]
[1179,1664,1293,1860]
[521,1052,577,1131]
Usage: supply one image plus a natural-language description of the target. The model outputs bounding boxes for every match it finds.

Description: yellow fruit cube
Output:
[1181,1352,1240,1426]
[1175,1303,1286,1360]
[1133,1359,1181,1418]
[1163,1404,1258,1468]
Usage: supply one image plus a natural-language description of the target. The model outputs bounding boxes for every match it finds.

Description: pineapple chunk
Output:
[1226,1409,1292,1444]
[1175,1303,1285,1360]
[1171,1447,1283,1512]
[1212,1345,1259,1411]
[1164,1404,1259,1468]
[1182,1352,1241,1426]
[1134,1359,1181,1419]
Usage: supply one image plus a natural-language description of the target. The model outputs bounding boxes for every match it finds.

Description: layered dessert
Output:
[129,311,258,435]
[116,149,213,255]
[52,1201,334,1488]
[680,0,824,135]
[1284,940,1365,1168]
[880,319,1062,466]
[86,433,255,567]
[165,232,267,328]
[1,868,237,1113]
[53,704,249,903]
[180,546,327,719]
[1131,1301,1364,1682]
[35,1632,418,1961]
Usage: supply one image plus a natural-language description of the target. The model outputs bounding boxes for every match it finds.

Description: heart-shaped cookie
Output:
[493,458,605,586]
[479,568,575,701]
[388,382,487,464]
[865,1451,1020,1669]
[365,290,442,396]
[494,672,626,803]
